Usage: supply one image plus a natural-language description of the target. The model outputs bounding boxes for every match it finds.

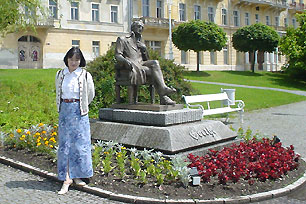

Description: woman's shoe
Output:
[58,180,72,195]
[74,178,86,186]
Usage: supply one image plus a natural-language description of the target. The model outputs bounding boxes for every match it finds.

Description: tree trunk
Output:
[197,52,200,72]
[250,51,256,73]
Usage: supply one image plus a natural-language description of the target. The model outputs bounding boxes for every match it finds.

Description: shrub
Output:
[86,46,194,117]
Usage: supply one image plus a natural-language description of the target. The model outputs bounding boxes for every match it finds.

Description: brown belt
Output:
[61,98,80,103]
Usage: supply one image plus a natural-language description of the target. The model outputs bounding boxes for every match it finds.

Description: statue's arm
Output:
[137,41,149,61]
[115,37,133,70]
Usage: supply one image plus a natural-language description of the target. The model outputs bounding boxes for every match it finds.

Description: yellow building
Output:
[134,0,304,71]
[0,0,304,70]
[0,0,129,69]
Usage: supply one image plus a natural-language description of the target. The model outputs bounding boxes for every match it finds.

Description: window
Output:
[266,16,270,25]
[71,2,79,20]
[72,40,80,48]
[111,6,118,23]
[179,3,186,21]
[208,7,214,22]
[255,14,259,23]
[18,36,28,42]
[145,41,162,56]
[142,0,150,17]
[222,9,227,25]
[194,5,201,20]
[92,41,100,58]
[245,13,250,25]
[156,0,163,18]
[233,10,239,26]
[210,51,215,65]
[275,16,280,27]
[92,4,99,22]
[284,17,288,27]
[223,46,228,65]
[181,50,187,64]
[292,18,296,28]
[29,36,40,42]
[49,0,58,19]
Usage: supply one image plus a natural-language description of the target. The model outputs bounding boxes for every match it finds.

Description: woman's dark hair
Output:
[63,47,86,67]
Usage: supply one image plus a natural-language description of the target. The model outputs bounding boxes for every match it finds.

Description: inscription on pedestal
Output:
[189,128,217,140]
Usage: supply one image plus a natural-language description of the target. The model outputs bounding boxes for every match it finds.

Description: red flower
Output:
[187,138,300,185]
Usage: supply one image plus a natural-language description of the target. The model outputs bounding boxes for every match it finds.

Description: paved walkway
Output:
[0,163,122,204]
[228,100,306,204]
[0,82,306,203]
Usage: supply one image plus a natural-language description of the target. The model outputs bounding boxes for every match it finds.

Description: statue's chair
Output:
[115,64,155,104]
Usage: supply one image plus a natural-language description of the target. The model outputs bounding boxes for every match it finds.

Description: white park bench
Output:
[182,92,245,123]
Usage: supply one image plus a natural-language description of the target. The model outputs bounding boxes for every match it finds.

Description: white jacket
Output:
[55,68,95,116]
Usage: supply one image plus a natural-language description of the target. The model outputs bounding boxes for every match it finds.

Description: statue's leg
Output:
[133,85,138,104]
[142,60,176,105]
[142,60,176,96]
[149,85,155,104]
[115,85,121,104]
[128,85,134,104]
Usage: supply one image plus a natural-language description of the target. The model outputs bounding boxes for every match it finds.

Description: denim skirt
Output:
[57,101,93,181]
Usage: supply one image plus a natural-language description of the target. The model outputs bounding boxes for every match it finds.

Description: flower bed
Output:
[188,138,300,185]
[0,124,305,200]
[1,123,58,160]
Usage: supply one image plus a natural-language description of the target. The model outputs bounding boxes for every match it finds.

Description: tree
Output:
[0,0,47,36]
[172,20,227,72]
[280,12,306,81]
[232,23,280,72]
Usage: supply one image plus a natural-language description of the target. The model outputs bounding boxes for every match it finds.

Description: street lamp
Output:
[167,0,173,60]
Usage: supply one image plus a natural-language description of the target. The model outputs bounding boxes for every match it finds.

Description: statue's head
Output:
[131,20,144,34]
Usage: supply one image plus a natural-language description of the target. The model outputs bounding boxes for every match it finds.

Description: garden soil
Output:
[0,146,305,200]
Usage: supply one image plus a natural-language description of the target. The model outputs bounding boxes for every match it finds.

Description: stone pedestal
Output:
[91,107,236,154]
[99,107,203,126]
[90,119,236,154]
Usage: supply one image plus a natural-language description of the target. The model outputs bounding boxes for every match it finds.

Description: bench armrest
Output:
[234,100,245,110]
[188,104,204,111]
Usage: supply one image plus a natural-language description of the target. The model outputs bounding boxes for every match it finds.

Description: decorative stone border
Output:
[0,155,305,204]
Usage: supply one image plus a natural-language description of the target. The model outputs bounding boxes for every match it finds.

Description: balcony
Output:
[36,17,55,28]
[235,0,289,10]
[133,17,174,29]
[289,2,305,11]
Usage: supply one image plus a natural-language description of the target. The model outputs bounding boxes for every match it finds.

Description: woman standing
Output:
[55,47,95,194]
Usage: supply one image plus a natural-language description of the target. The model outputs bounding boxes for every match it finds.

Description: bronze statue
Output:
[115,20,176,105]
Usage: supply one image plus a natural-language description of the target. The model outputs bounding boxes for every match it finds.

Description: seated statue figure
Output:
[115,20,176,105]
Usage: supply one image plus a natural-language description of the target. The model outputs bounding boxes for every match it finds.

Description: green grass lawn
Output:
[0,69,59,132]
[191,83,306,112]
[1,69,306,132]
[184,71,306,91]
